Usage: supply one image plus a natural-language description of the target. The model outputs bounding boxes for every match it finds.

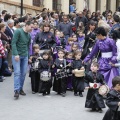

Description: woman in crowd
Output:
[34,22,56,51]
[82,20,96,59]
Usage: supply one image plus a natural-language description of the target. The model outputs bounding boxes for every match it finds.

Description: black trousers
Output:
[57,77,67,94]
[30,71,40,92]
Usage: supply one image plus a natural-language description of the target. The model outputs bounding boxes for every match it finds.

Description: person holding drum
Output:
[29,44,42,94]
[38,51,53,96]
[85,62,106,113]
[84,27,119,88]
[53,49,68,97]
[103,76,120,120]
[71,50,85,97]
[34,22,56,52]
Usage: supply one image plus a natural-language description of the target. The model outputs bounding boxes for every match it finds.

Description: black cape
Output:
[85,71,106,109]
[103,89,120,120]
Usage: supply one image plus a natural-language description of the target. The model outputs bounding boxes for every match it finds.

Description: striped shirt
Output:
[0,40,5,58]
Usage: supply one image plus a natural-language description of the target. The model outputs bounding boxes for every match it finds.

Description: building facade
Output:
[0,0,120,16]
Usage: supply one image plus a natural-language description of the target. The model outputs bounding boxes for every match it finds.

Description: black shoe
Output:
[42,92,47,96]
[79,93,83,97]
[14,91,19,99]
[74,93,78,96]
[97,108,103,113]
[0,79,3,82]
[32,91,36,94]
[62,93,66,97]
[20,90,26,96]
[46,92,50,95]
[91,108,96,111]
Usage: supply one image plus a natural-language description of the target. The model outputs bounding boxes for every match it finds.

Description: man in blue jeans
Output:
[12,21,34,99]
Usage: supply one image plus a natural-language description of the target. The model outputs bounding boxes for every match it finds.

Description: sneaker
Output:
[14,91,19,99]
[20,90,26,96]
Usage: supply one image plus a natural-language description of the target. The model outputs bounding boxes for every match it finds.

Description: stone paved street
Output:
[0,74,107,120]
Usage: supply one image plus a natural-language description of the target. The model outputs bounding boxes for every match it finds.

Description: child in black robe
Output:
[71,50,85,97]
[103,76,120,120]
[29,44,42,94]
[53,49,67,97]
[85,62,106,112]
[38,51,53,96]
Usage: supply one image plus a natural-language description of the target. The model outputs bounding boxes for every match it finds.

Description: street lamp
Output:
[21,0,23,17]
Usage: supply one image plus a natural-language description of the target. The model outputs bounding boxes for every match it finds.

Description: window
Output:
[96,0,101,11]
[106,0,111,10]
[116,0,120,10]
[33,0,40,7]
[53,0,61,11]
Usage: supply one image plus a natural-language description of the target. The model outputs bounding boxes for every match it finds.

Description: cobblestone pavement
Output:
[0,74,107,120]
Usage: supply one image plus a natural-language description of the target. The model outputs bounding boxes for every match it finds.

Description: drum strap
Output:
[64,59,67,72]
[48,62,51,73]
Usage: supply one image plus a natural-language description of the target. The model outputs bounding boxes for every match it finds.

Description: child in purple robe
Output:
[65,37,74,52]
[53,31,66,59]
[66,52,74,90]
[71,43,80,53]
[77,30,85,50]
[30,21,40,55]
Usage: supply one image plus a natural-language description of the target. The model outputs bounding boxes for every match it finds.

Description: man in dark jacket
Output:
[58,15,73,42]
[75,11,88,28]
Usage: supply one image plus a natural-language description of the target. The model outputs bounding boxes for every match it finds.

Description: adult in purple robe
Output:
[84,27,119,88]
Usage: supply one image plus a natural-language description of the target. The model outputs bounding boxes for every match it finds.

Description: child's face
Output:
[116,84,120,91]
[43,54,49,60]
[79,32,83,37]
[68,40,74,45]
[34,48,40,53]
[72,45,78,51]
[90,64,99,72]
[60,32,64,37]
[75,53,81,60]
[58,51,64,58]
[50,29,54,34]
[73,35,77,42]
[56,32,60,38]
[67,53,73,59]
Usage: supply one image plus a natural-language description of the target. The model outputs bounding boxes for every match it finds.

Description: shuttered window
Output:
[33,0,40,7]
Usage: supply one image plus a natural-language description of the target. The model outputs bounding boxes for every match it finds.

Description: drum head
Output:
[98,85,109,96]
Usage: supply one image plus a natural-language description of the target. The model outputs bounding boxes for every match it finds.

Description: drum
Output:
[55,69,67,80]
[89,83,100,89]
[98,85,109,96]
[40,71,51,81]
[39,49,51,54]
[31,61,39,70]
[74,69,85,77]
